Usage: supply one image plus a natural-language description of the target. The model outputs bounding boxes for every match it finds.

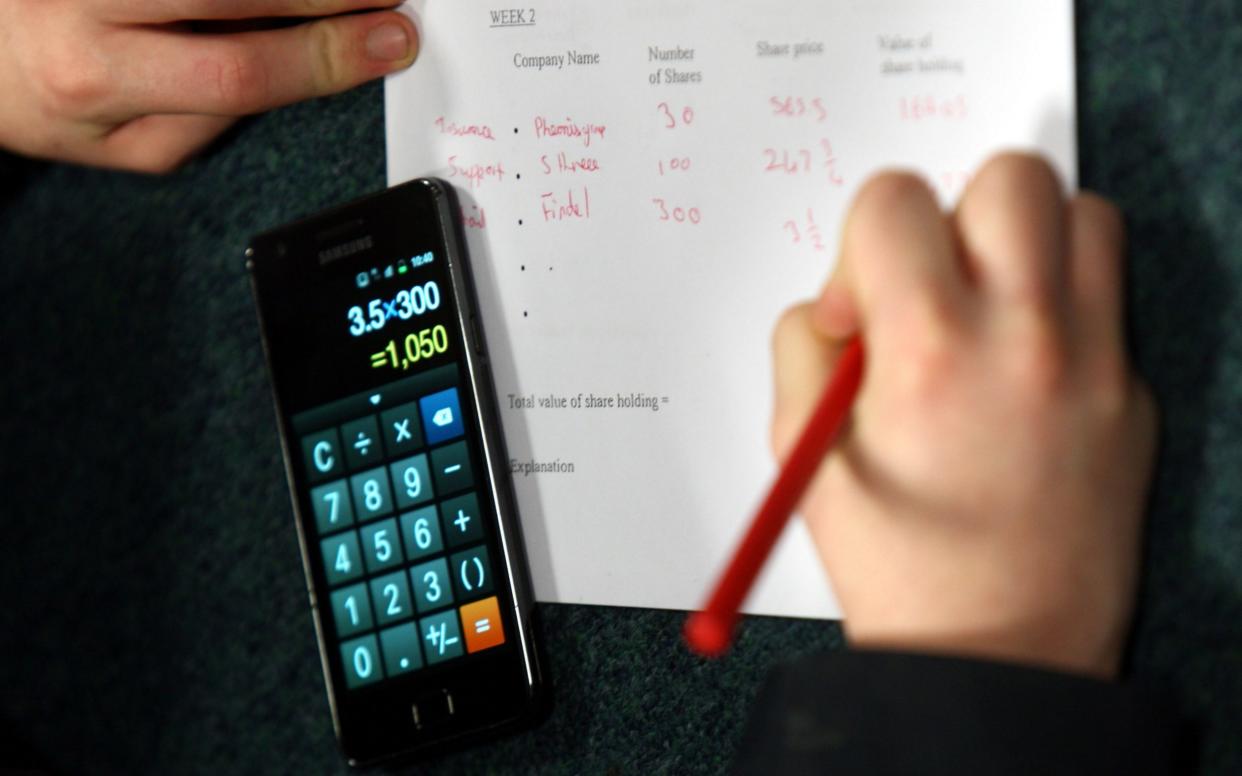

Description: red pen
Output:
[683,336,864,657]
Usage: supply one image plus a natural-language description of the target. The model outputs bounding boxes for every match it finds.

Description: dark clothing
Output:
[737,650,1191,775]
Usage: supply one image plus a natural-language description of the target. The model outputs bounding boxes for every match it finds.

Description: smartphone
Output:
[246,179,545,765]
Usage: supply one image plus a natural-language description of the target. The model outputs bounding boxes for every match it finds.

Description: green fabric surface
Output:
[1,3,1240,773]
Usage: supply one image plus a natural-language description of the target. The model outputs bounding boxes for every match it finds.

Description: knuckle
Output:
[1085,354,1138,422]
[888,325,958,405]
[307,21,348,94]
[36,51,110,116]
[772,303,812,348]
[204,47,270,113]
[974,152,1064,200]
[1003,321,1071,404]
[850,171,937,235]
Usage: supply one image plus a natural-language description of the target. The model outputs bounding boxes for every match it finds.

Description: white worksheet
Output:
[386,0,1076,619]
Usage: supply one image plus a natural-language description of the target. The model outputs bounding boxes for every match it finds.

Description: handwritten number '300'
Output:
[652,198,701,224]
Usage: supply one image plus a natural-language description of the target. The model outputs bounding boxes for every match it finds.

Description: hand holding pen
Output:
[690,153,1156,680]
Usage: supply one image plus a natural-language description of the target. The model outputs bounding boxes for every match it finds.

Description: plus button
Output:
[453,508,472,534]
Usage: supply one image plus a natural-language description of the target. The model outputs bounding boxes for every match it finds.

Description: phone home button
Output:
[412,689,456,730]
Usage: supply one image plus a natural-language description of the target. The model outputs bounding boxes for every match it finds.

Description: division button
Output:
[341,416,383,470]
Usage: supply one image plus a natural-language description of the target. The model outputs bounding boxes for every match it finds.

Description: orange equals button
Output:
[460,596,506,654]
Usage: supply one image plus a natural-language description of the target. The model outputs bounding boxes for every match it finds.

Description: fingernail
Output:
[366,23,412,62]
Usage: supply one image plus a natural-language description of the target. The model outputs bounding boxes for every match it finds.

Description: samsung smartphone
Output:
[246,179,545,765]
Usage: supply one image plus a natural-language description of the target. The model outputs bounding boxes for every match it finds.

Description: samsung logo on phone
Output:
[318,235,374,265]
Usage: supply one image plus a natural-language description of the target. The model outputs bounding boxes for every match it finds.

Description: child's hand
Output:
[773,153,1157,678]
[0,0,418,172]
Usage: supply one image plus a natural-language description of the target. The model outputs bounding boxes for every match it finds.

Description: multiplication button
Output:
[381,401,424,457]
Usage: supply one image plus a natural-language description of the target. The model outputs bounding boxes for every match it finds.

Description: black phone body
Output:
[247,179,544,765]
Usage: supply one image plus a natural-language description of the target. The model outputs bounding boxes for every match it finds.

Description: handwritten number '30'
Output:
[658,103,695,129]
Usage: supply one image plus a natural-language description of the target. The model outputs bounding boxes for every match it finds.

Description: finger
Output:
[92,0,399,24]
[99,114,237,173]
[112,11,418,116]
[772,303,849,461]
[837,171,969,344]
[953,152,1069,317]
[1066,192,1126,367]
[812,256,861,340]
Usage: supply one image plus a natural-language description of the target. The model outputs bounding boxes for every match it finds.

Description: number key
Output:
[329,583,374,638]
[369,571,414,626]
[400,506,444,561]
[390,454,434,509]
[359,518,403,574]
[310,480,354,535]
[320,531,363,586]
[350,467,393,521]
[340,635,383,689]
[410,558,453,613]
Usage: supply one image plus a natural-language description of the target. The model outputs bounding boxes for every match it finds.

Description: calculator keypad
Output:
[301,385,507,690]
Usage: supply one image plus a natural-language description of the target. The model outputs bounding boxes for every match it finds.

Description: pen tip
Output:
[683,612,732,658]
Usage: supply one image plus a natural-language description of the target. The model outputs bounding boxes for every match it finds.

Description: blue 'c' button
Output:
[420,388,464,445]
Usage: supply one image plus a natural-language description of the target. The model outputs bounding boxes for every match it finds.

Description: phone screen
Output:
[248,180,541,764]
